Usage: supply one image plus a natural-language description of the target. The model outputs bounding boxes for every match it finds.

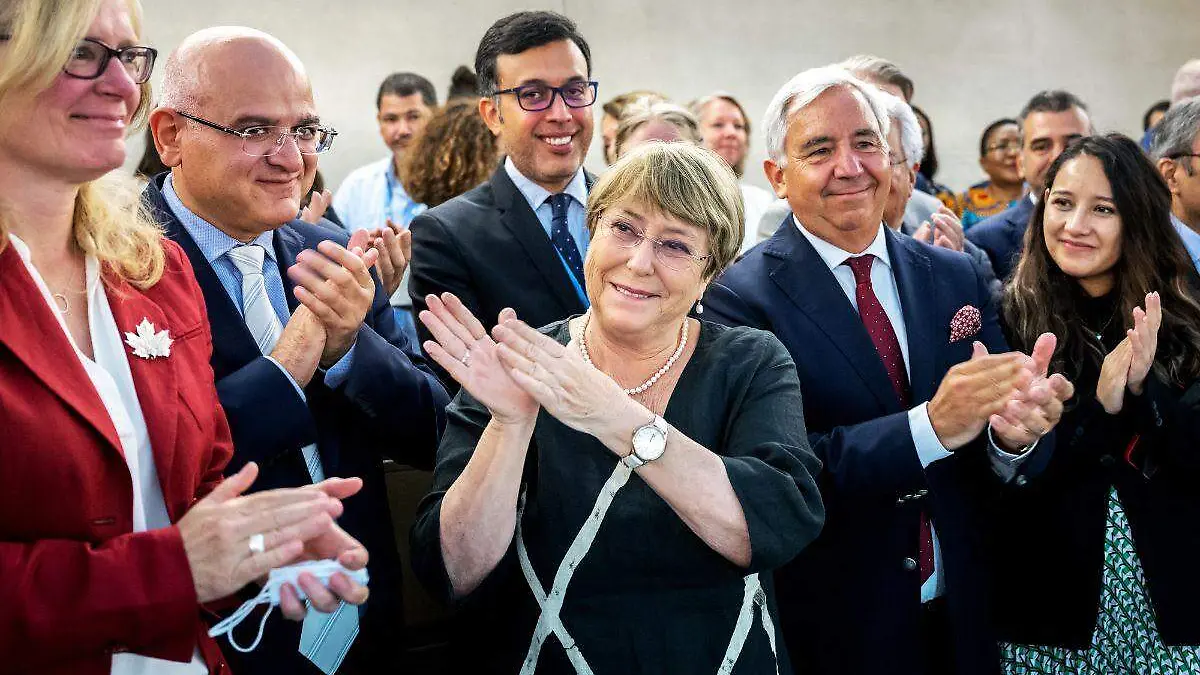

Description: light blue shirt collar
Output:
[1172,214,1200,271]
[793,215,891,272]
[161,174,276,263]
[503,156,588,211]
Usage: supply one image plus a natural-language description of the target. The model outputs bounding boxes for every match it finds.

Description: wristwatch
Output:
[622,414,669,469]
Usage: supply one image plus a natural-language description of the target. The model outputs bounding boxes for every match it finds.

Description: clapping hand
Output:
[299,189,333,225]
[491,318,630,436]
[355,220,411,297]
[1097,292,1162,412]
[287,240,379,367]
[988,333,1075,449]
[419,293,539,425]
[913,206,965,252]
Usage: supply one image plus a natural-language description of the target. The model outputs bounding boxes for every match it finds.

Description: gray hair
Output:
[613,101,701,160]
[838,54,914,101]
[761,65,891,167]
[1172,60,1200,105]
[1151,96,1200,162]
[882,92,924,168]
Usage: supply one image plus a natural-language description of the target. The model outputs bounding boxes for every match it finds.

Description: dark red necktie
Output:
[845,255,934,584]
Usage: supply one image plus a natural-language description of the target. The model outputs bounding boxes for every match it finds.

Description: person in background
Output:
[334,71,437,348]
[879,92,1002,303]
[600,89,668,164]
[960,118,1025,229]
[612,100,701,158]
[409,11,598,393]
[913,105,961,213]
[148,26,449,673]
[402,99,500,208]
[1142,60,1200,151]
[0,2,367,672]
[968,90,1092,282]
[691,91,776,252]
[1145,99,1170,133]
[135,125,168,181]
[446,65,479,102]
[1151,97,1200,272]
[411,142,823,674]
[990,134,1200,674]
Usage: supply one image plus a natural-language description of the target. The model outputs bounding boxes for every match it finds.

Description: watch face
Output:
[632,425,667,461]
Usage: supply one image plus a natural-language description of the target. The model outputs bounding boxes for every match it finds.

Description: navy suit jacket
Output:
[704,218,1040,675]
[965,196,1036,283]
[145,175,449,671]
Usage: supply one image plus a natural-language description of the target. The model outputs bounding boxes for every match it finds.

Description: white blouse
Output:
[10,235,206,674]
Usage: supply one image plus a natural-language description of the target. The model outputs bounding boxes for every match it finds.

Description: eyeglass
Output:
[1169,153,1200,162]
[175,110,337,157]
[606,220,710,271]
[0,35,157,85]
[985,140,1021,155]
[494,81,599,112]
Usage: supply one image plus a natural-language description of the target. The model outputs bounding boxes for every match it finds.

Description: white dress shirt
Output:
[792,218,1031,602]
[10,235,206,674]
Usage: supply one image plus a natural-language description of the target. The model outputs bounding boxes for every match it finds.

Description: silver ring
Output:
[460,349,472,367]
[248,533,265,554]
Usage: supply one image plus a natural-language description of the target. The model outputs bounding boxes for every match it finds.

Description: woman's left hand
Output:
[1126,291,1162,395]
[491,318,630,436]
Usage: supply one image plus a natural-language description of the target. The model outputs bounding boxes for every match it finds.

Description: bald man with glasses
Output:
[143,26,449,675]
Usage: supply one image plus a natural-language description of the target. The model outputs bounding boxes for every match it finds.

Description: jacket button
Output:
[896,497,907,506]
[903,557,918,572]
[1014,476,1028,487]
[1100,455,1115,467]
[1074,427,1085,438]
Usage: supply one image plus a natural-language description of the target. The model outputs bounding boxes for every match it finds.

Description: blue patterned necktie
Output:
[548,193,585,286]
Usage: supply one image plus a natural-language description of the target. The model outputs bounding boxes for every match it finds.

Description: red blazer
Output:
[0,239,234,674]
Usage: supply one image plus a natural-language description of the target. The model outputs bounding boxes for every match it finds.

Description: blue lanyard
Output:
[552,247,589,308]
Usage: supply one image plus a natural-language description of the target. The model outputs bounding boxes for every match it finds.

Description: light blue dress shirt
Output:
[503,157,590,255]
[162,176,354,392]
[794,217,1032,602]
[1172,214,1200,273]
[333,156,427,308]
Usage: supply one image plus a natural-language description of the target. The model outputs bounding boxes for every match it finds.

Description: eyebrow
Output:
[228,115,322,128]
[513,76,588,88]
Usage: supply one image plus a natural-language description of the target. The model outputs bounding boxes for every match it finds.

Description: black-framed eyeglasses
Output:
[1,35,156,84]
[175,110,338,157]
[1169,152,1200,163]
[494,81,598,112]
[606,220,710,271]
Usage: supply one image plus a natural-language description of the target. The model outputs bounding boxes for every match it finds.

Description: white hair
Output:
[881,91,924,169]
[1172,59,1200,105]
[762,65,891,167]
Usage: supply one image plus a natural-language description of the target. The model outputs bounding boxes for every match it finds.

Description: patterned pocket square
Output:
[949,305,982,342]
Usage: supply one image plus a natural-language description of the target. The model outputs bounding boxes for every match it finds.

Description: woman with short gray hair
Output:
[411,142,823,674]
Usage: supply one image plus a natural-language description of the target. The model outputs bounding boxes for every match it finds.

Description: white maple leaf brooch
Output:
[124,318,173,359]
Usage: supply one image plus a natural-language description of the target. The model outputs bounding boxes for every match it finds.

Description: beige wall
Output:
[131,0,1198,196]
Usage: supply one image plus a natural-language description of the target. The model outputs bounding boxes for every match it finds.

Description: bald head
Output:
[159,26,310,111]
[1172,59,1200,105]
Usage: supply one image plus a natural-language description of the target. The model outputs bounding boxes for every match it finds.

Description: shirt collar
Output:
[504,156,588,211]
[162,174,276,264]
[1172,214,1200,263]
[381,155,410,199]
[792,215,891,272]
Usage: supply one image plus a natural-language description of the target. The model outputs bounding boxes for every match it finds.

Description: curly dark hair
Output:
[401,100,500,208]
[1004,133,1200,388]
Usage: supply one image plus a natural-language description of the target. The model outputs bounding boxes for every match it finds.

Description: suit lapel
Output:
[145,178,262,368]
[887,229,938,404]
[0,245,123,455]
[105,273,180,485]
[272,223,307,315]
[491,165,585,314]
[765,224,902,412]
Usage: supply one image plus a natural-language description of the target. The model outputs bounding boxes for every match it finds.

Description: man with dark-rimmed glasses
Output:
[408,10,598,394]
[141,25,449,675]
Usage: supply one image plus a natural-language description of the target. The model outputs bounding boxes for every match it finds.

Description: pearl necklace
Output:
[578,312,688,396]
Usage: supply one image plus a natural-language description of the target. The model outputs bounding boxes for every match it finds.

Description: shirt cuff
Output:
[265,355,307,403]
[986,426,1038,482]
[909,402,953,468]
[323,342,356,389]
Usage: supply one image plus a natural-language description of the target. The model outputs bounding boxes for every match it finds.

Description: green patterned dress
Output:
[1000,487,1200,674]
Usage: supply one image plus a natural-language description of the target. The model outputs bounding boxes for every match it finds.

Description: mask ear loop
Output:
[207,586,276,653]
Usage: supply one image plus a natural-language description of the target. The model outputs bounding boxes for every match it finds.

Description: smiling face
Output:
[1042,154,1123,297]
[0,0,142,185]
[585,199,710,341]
[980,122,1022,186]
[154,36,318,241]
[479,39,593,193]
[697,98,749,174]
[764,85,891,253]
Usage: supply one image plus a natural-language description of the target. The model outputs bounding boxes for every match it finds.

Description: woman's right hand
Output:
[419,293,539,425]
[178,462,353,604]
[1097,337,1134,414]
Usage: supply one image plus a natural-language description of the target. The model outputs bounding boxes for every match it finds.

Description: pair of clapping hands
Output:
[419,293,634,436]
[1097,292,1162,414]
[271,220,410,387]
[178,462,368,620]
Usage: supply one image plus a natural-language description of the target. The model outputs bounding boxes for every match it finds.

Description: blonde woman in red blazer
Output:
[0,1,370,673]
